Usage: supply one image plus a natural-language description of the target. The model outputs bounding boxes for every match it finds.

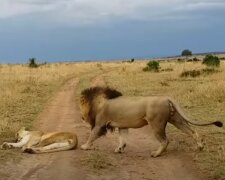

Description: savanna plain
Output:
[0,58,225,180]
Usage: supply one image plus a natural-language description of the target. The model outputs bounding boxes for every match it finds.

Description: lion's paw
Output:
[151,151,160,158]
[114,144,126,153]
[114,147,124,153]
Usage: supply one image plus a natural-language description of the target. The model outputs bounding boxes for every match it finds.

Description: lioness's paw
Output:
[0,143,7,149]
[81,144,91,150]
[1,143,13,149]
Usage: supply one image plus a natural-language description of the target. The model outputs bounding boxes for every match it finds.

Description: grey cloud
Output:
[13,0,70,5]
[0,0,224,25]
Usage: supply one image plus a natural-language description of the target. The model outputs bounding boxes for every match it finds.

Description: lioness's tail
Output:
[168,99,223,128]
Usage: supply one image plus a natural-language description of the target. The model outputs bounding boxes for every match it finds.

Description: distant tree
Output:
[181,49,192,57]
[29,58,38,68]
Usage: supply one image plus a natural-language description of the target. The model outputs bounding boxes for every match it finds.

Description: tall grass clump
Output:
[180,70,201,77]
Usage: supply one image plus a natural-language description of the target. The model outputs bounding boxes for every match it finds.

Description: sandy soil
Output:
[0,76,206,180]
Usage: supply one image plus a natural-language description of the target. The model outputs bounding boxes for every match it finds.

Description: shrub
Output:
[202,68,219,74]
[202,55,220,67]
[161,68,173,72]
[143,61,160,72]
[142,66,149,72]
[193,57,200,62]
[177,58,185,62]
[180,70,201,78]
[180,68,219,78]
[29,58,38,68]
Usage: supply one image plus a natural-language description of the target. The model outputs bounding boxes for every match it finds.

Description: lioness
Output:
[1,127,78,154]
[79,87,223,157]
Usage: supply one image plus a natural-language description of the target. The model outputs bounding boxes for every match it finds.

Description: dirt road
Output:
[0,77,205,180]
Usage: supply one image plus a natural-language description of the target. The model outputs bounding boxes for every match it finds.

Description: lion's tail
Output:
[168,98,223,128]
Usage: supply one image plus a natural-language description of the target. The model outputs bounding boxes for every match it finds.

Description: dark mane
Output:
[81,86,122,102]
[80,86,122,132]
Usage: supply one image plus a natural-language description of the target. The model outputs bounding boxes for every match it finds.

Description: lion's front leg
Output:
[115,128,128,153]
[81,126,102,150]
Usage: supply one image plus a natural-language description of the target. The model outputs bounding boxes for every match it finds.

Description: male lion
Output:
[79,86,223,157]
[1,127,78,154]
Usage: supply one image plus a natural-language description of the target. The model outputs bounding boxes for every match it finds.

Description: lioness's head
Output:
[16,127,29,141]
[80,86,122,129]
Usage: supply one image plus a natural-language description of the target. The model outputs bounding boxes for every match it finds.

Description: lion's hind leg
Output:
[115,128,128,153]
[147,116,169,157]
[169,115,204,150]
[150,129,169,157]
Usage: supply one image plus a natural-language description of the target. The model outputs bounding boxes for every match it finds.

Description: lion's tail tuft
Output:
[213,121,223,127]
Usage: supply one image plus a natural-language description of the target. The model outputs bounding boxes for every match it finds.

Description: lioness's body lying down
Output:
[1,127,78,154]
[80,87,223,157]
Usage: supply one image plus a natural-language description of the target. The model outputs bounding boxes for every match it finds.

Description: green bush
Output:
[202,55,220,67]
[29,58,38,68]
[143,61,160,72]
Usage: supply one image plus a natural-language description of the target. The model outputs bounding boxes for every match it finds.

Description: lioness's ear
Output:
[20,127,27,131]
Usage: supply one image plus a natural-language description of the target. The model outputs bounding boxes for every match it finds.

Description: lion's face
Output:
[79,97,90,123]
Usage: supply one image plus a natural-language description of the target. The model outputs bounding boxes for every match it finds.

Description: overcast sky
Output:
[0,0,225,63]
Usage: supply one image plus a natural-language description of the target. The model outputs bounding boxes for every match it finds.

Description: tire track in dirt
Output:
[0,78,90,180]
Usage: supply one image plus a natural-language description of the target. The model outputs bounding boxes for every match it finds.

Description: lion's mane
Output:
[80,86,122,135]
